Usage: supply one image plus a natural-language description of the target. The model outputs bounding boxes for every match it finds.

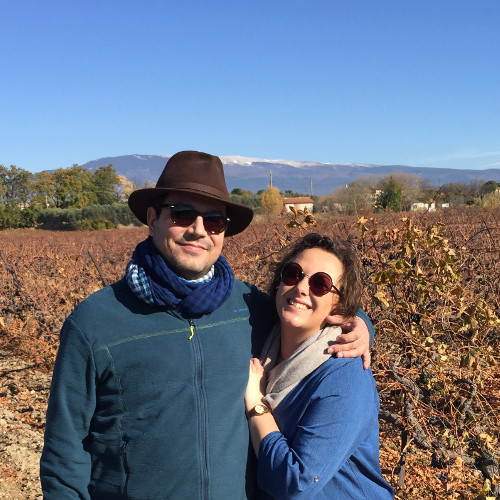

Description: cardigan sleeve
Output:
[257,360,375,499]
[40,317,97,499]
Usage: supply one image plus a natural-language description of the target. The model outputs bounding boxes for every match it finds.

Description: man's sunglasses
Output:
[280,262,342,298]
[156,204,230,235]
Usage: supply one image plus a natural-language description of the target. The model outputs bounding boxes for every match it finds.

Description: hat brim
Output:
[128,187,254,237]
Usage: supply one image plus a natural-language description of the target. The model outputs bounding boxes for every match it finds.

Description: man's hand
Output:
[325,315,371,369]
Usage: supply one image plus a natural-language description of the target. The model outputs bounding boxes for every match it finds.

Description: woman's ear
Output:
[329,296,342,316]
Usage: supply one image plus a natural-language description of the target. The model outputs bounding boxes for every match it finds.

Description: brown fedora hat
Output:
[128,151,254,236]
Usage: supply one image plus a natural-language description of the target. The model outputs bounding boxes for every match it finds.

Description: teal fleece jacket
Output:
[40,278,271,499]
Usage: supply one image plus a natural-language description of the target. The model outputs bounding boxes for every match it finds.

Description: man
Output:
[40,151,372,499]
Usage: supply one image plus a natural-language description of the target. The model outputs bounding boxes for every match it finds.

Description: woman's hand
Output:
[325,315,371,369]
[245,358,267,411]
[245,358,279,456]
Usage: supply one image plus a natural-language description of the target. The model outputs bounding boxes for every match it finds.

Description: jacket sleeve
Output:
[356,307,375,347]
[40,317,96,499]
[257,362,373,499]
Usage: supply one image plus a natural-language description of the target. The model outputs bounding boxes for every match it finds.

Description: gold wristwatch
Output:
[246,403,270,419]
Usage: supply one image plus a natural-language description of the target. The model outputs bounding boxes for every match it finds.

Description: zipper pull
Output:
[188,320,195,340]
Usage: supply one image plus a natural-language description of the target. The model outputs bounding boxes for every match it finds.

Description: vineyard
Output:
[1,208,499,499]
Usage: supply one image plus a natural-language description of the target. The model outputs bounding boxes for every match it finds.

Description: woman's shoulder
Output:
[321,355,368,373]
[310,357,376,396]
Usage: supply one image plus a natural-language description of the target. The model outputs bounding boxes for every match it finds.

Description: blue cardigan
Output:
[256,357,394,499]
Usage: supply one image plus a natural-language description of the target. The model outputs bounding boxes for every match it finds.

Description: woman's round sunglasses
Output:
[156,204,230,235]
[280,262,342,298]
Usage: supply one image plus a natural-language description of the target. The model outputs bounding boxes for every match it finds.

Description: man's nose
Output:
[189,215,208,236]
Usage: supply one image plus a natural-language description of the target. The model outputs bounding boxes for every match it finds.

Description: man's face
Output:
[146,192,227,280]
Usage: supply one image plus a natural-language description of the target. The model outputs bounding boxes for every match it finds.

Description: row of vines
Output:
[1,208,499,499]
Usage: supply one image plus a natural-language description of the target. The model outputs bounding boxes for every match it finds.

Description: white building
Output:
[282,197,314,213]
[411,202,436,212]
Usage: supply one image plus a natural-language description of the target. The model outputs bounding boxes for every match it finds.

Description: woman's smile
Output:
[286,298,310,310]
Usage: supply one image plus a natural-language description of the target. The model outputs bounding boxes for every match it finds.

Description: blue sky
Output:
[1,0,499,173]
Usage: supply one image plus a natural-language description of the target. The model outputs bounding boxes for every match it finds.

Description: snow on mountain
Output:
[221,156,374,169]
[131,154,170,161]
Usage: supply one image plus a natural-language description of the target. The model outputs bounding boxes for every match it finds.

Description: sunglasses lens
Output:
[281,263,334,297]
[281,263,302,286]
[170,209,227,234]
[309,273,333,297]
[203,216,228,234]
[170,209,197,227]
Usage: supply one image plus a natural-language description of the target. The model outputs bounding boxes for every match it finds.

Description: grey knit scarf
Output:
[261,323,342,410]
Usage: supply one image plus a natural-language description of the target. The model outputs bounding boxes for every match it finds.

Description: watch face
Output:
[247,403,270,418]
[255,404,266,414]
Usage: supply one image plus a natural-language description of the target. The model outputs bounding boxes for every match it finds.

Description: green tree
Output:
[53,165,95,208]
[0,165,33,207]
[260,185,282,217]
[377,176,403,211]
[479,180,498,197]
[0,165,8,202]
[0,204,23,229]
[91,164,120,205]
[231,188,253,196]
[229,192,261,212]
[32,170,56,208]
[283,189,307,197]
[382,173,430,211]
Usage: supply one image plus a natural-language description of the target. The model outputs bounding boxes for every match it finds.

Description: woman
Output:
[245,233,394,499]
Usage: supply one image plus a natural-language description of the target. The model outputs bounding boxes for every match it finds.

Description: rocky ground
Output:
[0,351,49,500]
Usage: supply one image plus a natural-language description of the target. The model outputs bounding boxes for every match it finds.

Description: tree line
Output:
[0,164,145,229]
[1,163,498,230]
[318,174,499,214]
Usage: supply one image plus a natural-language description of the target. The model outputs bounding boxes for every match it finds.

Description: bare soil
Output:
[0,351,49,500]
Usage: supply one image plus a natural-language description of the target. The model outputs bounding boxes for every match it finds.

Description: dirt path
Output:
[0,351,49,500]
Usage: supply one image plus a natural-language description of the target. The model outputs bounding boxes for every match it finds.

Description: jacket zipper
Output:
[189,318,210,499]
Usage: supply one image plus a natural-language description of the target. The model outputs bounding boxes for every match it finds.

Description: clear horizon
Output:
[1,1,499,174]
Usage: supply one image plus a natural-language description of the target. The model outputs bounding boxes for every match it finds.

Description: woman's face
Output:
[276,248,343,334]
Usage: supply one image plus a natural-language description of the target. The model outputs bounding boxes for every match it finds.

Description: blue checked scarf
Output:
[125,237,234,318]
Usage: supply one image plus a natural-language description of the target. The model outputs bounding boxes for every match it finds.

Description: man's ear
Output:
[146,206,157,236]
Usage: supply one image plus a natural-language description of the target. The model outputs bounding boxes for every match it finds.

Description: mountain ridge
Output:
[83,154,500,196]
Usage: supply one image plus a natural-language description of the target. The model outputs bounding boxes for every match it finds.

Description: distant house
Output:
[411,202,436,212]
[282,197,314,214]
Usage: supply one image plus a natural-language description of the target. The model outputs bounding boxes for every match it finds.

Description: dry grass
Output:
[1,207,499,498]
